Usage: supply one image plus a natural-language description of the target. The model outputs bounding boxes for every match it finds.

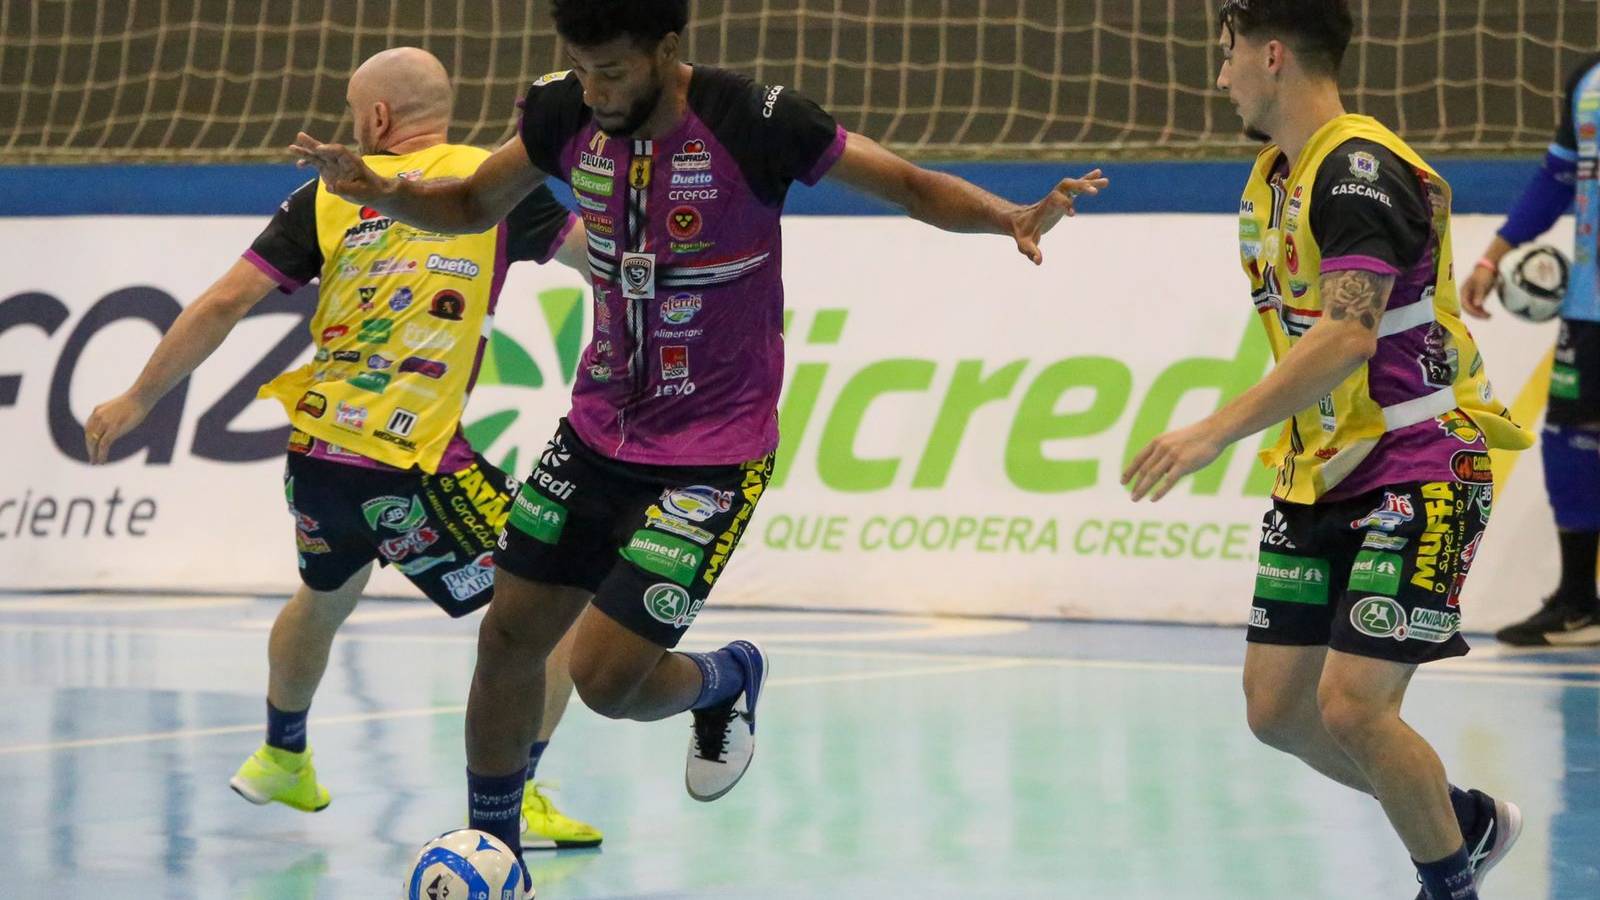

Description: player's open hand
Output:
[1459,263,1498,320]
[290,132,388,204]
[1012,169,1109,265]
[85,392,152,465]
[1122,421,1225,502]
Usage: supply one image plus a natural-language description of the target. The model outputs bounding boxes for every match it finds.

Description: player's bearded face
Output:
[571,39,668,138]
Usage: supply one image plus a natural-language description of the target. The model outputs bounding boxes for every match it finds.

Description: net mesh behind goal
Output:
[2,0,1595,164]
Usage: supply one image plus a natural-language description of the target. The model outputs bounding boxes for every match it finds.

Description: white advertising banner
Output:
[0,213,1569,630]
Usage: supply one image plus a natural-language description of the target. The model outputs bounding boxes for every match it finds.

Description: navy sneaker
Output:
[1416,789,1523,899]
[685,640,768,802]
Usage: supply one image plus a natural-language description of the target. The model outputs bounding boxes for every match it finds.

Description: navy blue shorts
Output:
[494,419,772,648]
[285,449,518,617]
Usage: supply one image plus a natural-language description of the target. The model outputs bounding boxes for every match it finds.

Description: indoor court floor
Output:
[0,593,1595,899]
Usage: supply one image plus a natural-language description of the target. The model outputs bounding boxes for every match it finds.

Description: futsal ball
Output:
[402,829,527,900]
[1497,244,1569,322]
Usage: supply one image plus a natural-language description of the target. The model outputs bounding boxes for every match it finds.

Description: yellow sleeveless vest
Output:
[259,143,500,473]
[1238,115,1531,503]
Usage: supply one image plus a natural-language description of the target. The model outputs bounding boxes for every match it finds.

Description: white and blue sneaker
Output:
[1414,789,1523,899]
[685,640,768,802]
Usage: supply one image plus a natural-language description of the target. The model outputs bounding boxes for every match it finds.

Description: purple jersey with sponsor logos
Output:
[1289,141,1489,502]
[519,66,847,465]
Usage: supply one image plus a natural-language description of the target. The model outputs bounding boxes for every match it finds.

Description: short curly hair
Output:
[551,0,689,50]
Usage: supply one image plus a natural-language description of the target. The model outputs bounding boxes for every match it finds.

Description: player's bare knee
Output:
[1244,688,1309,751]
[571,664,640,720]
[1316,684,1387,750]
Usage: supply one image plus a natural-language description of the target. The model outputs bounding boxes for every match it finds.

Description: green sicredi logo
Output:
[467,297,1281,563]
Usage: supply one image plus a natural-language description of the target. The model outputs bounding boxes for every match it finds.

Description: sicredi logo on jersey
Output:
[425,255,481,279]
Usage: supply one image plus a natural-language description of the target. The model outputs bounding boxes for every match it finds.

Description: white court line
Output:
[2,622,1598,685]
[0,658,1026,757]
[0,596,249,613]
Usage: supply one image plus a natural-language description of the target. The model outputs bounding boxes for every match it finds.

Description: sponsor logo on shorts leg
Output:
[1260,510,1297,549]
[1411,481,1461,594]
[541,434,571,469]
[1351,596,1407,640]
[703,461,769,586]
[1348,550,1403,595]
[1249,606,1271,628]
[361,495,427,531]
[621,530,705,587]
[441,551,496,602]
[1254,551,1331,604]
[1351,492,1414,532]
[645,504,715,544]
[378,525,440,561]
[643,582,704,629]
[507,488,567,544]
[659,485,733,522]
[1407,607,1461,643]
[394,552,457,576]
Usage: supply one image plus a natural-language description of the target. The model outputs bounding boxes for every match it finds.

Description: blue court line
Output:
[0,159,1541,216]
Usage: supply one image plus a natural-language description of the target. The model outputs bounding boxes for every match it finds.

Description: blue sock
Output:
[1448,785,1480,836]
[1415,845,1477,900]
[526,741,549,780]
[685,649,746,709]
[467,767,527,863]
[265,700,308,754]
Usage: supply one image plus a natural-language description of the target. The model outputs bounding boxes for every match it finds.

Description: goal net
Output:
[1,0,1593,163]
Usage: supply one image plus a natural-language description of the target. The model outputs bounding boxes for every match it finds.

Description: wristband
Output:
[1474,257,1500,278]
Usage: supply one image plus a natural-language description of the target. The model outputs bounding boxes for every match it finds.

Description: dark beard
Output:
[1244,126,1271,143]
[604,83,664,137]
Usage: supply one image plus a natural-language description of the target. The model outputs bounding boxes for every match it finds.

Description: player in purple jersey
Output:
[291,0,1107,878]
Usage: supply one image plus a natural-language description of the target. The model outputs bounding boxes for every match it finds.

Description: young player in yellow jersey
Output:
[85,48,602,851]
[1124,3,1530,898]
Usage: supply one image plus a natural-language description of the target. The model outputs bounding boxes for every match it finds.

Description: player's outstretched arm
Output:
[1122,269,1391,501]
[823,131,1108,265]
[85,259,278,464]
[289,134,546,234]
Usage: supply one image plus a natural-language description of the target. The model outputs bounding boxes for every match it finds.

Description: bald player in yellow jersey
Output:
[85,48,602,850]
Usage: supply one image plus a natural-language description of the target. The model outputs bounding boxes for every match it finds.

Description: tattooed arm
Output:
[1123,268,1391,500]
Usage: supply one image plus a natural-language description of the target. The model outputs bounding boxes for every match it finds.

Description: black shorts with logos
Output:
[284,449,519,617]
[1246,479,1493,664]
[1549,318,1600,425]
[495,418,773,649]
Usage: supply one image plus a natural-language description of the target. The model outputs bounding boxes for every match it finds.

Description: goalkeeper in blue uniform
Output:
[1460,53,1600,647]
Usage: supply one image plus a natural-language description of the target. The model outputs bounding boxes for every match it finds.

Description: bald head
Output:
[347,47,453,153]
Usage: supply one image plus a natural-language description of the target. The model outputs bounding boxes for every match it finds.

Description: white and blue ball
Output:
[1497,243,1569,323]
[403,829,526,900]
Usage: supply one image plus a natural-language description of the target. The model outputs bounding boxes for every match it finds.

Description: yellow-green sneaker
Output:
[229,744,331,812]
[521,781,602,849]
